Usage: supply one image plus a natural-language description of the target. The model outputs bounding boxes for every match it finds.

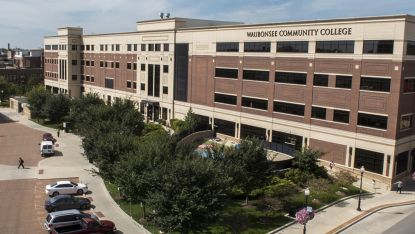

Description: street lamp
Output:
[357,166,365,211]
[304,188,310,234]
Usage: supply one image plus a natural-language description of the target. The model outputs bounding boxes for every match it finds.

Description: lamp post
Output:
[304,188,310,234]
[357,166,365,211]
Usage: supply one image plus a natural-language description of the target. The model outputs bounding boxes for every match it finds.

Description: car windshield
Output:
[49,196,61,203]
[50,183,57,187]
[70,182,78,186]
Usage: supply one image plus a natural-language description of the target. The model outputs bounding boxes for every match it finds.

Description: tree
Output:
[27,85,51,120]
[0,77,20,103]
[144,156,230,233]
[42,94,70,123]
[68,93,105,132]
[183,108,199,133]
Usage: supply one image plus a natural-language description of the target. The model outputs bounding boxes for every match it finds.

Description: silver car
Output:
[45,181,88,197]
[44,209,98,232]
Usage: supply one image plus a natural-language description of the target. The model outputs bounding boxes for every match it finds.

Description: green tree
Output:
[145,156,230,233]
[0,77,20,103]
[183,107,199,133]
[42,94,70,123]
[27,85,51,120]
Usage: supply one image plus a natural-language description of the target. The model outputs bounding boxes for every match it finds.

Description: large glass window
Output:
[354,148,384,174]
[358,113,388,130]
[396,151,409,175]
[311,106,326,119]
[407,41,415,55]
[360,77,390,92]
[313,74,329,87]
[240,124,266,140]
[333,110,350,123]
[271,131,303,156]
[243,70,269,82]
[277,41,308,53]
[215,68,238,79]
[275,72,307,85]
[403,79,415,93]
[363,40,394,54]
[274,101,305,116]
[335,75,352,89]
[214,118,235,137]
[216,42,239,52]
[244,42,271,52]
[400,114,413,130]
[105,78,114,89]
[316,41,354,53]
[214,93,237,105]
[242,97,268,110]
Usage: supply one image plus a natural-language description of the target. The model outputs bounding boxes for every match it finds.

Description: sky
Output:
[1,0,415,49]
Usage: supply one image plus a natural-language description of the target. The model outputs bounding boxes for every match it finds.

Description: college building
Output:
[44,14,415,186]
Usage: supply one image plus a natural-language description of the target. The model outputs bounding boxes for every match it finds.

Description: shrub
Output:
[305,178,332,195]
[334,170,358,187]
[264,177,299,199]
[284,168,314,186]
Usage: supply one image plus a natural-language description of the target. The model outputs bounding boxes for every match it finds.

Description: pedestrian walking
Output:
[394,180,403,194]
[18,157,24,169]
[329,160,334,170]
[57,129,60,138]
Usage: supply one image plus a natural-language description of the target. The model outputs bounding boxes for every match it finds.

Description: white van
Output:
[40,140,55,156]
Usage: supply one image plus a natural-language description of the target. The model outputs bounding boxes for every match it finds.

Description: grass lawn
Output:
[31,119,60,130]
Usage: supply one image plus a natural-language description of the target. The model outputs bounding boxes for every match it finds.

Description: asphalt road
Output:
[383,208,415,234]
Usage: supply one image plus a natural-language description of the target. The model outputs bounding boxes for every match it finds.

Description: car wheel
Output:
[77,189,84,195]
[52,191,59,197]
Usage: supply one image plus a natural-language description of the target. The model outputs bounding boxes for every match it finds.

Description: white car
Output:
[45,181,88,197]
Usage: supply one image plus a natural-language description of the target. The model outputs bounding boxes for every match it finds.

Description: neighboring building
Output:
[44,15,415,186]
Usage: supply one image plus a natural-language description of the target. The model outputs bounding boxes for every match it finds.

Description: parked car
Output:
[40,140,55,157]
[45,181,89,196]
[43,133,57,143]
[50,218,116,234]
[45,195,91,213]
[44,209,99,233]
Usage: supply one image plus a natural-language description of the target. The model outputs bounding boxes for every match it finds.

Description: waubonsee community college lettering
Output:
[247,28,352,37]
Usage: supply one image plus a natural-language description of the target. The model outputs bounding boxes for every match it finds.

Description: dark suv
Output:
[45,195,91,213]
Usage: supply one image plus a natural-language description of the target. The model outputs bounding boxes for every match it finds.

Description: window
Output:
[90,76,94,82]
[404,79,415,93]
[52,45,58,50]
[358,113,388,129]
[360,77,390,92]
[71,75,77,81]
[71,45,77,51]
[115,62,119,68]
[71,60,77,66]
[81,75,84,81]
[240,124,266,140]
[133,81,137,89]
[127,63,132,69]
[104,61,108,67]
[141,64,146,71]
[110,61,115,68]
[401,114,413,130]
[163,43,169,52]
[163,65,168,73]
[215,68,238,79]
[316,41,354,53]
[100,61,104,67]
[155,44,161,51]
[100,45,104,51]
[86,61,90,66]
[105,78,114,89]
[149,44,155,51]
[141,44,146,51]
[335,75,352,89]
[91,61,94,67]
[115,44,120,51]
[354,148,384,174]
[242,97,268,110]
[133,63,137,70]
[91,45,94,51]
[85,76,90,82]
[127,44,132,51]
[313,74,328,87]
[407,41,415,55]
[311,106,326,119]
[214,93,237,105]
[396,151,409,175]
[133,44,138,51]
[163,86,168,94]
[243,70,269,82]
[244,42,271,52]
[275,72,307,85]
[126,81,132,88]
[274,101,305,116]
[80,45,85,51]
[86,45,90,51]
[333,110,350,123]
[140,83,145,90]
[45,45,51,50]
[80,60,85,66]
[216,42,239,52]
[277,41,308,53]
[363,40,394,54]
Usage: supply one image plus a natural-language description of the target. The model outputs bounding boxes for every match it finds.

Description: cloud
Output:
[0,0,414,48]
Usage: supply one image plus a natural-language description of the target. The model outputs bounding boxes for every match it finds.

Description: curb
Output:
[326,200,415,233]
[267,192,373,234]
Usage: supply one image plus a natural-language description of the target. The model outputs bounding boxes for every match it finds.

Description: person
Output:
[329,160,334,170]
[395,180,403,194]
[57,129,60,138]
[18,157,24,169]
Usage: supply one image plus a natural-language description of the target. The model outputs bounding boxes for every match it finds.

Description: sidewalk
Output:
[276,178,415,234]
[0,108,150,234]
